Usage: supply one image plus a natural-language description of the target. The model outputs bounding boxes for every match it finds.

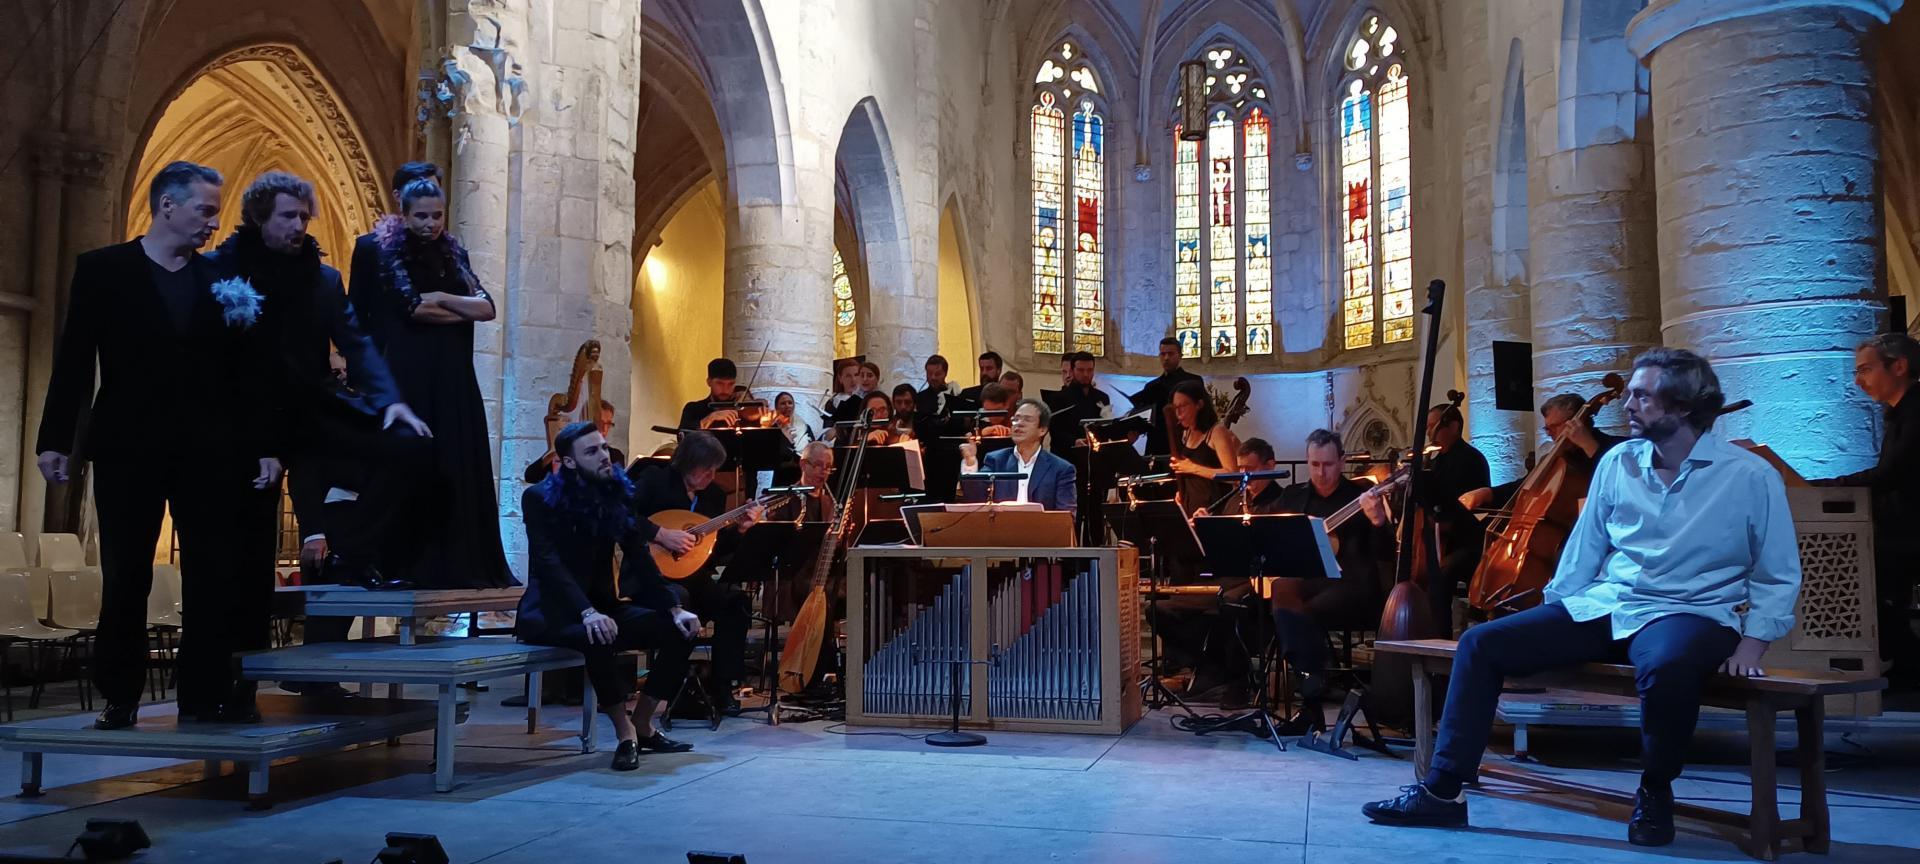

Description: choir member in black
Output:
[827,361,884,436]
[1815,333,1920,683]
[209,171,433,702]
[1459,393,1623,513]
[918,355,963,502]
[890,384,923,440]
[517,422,698,769]
[958,351,1005,406]
[35,161,281,729]
[773,391,816,447]
[361,178,516,589]
[680,357,742,430]
[999,370,1026,406]
[627,432,762,709]
[1046,351,1112,460]
[1168,379,1242,516]
[820,360,860,424]
[1149,438,1288,704]
[1268,429,1393,732]
[1416,402,1491,634]
[1128,337,1204,458]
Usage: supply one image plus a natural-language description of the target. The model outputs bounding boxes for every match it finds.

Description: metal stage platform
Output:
[0,695,448,809]
[279,586,526,645]
[242,636,592,793]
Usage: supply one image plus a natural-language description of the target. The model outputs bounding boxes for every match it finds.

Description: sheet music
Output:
[891,438,925,490]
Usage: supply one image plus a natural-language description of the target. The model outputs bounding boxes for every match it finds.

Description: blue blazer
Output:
[960,446,1077,512]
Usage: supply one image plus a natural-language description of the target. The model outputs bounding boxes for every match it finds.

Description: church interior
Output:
[0,0,1918,861]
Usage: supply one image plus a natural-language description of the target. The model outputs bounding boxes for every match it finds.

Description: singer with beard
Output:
[518,422,699,770]
[1362,348,1801,849]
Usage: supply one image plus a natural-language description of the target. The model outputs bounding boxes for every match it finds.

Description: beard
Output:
[1630,413,1688,441]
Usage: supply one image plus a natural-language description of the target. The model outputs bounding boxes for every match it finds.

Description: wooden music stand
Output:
[1731,439,1810,487]
[915,508,1075,548]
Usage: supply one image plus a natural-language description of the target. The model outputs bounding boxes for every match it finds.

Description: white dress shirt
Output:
[1545,430,1802,642]
[1014,445,1040,503]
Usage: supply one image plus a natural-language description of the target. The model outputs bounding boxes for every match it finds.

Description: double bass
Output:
[1467,373,1626,616]
[1380,281,1452,643]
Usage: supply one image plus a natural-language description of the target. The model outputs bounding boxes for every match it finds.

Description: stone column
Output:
[724,208,836,396]
[1629,0,1897,476]
[445,0,515,481]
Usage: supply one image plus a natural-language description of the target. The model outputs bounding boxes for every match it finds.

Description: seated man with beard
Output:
[516,422,699,770]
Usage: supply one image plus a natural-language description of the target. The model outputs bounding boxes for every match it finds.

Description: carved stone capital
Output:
[1628,0,1900,58]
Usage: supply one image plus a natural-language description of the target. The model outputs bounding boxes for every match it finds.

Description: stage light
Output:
[375,833,448,864]
[686,853,746,864]
[73,819,149,860]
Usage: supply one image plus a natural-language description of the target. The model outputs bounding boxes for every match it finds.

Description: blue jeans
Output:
[1428,603,1740,788]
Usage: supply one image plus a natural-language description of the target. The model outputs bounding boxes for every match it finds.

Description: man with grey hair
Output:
[1364,347,1801,849]
[1459,390,1624,513]
[36,160,282,729]
[1815,332,1920,683]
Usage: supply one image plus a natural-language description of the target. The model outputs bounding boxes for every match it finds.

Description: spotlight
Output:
[375,833,448,864]
[72,819,150,860]
[686,854,747,864]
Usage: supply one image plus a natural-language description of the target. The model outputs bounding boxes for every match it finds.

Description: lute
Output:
[648,491,797,580]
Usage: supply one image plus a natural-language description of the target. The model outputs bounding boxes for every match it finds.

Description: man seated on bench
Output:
[517,422,700,771]
[1362,348,1802,847]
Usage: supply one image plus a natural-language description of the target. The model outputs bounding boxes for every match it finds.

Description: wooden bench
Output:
[1376,638,1887,861]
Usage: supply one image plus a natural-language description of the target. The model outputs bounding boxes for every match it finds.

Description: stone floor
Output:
[0,686,1913,863]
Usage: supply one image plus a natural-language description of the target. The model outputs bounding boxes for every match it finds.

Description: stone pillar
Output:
[1630,0,1896,476]
[445,0,515,484]
[724,209,836,396]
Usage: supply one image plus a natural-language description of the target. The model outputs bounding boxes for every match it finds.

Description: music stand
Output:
[915,507,1074,548]
[1107,499,1202,714]
[725,520,828,725]
[698,425,790,503]
[1184,515,1319,752]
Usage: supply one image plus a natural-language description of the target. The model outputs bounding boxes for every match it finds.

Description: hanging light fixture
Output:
[1178,60,1206,141]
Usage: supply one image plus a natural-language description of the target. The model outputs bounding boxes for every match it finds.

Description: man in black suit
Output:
[209,171,435,700]
[626,432,762,708]
[1129,337,1204,458]
[518,422,698,769]
[35,161,282,729]
[917,355,962,502]
[349,161,439,297]
[957,351,1005,407]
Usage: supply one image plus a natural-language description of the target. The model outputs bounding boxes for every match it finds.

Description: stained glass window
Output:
[1031,41,1105,356]
[1339,14,1414,349]
[832,249,857,358]
[1170,43,1273,359]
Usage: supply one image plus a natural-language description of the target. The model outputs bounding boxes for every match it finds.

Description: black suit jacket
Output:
[1129,368,1203,456]
[515,484,632,639]
[36,240,272,462]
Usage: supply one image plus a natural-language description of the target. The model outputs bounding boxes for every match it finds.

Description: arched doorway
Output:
[125,43,382,260]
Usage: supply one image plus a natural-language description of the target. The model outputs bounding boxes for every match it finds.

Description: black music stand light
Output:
[1107,499,1202,714]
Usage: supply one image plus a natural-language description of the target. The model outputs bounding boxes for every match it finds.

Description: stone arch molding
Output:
[129,42,384,239]
[835,97,918,383]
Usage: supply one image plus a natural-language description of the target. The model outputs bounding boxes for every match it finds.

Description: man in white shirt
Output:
[958,398,1076,512]
[1363,347,1801,848]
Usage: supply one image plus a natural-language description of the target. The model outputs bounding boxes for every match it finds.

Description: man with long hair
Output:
[519,422,698,769]
[1363,348,1801,848]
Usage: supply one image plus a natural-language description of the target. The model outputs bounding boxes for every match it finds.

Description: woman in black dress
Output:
[1166,379,1241,517]
[360,179,516,589]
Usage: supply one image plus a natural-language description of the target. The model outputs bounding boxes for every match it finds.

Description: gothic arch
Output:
[645,0,795,212]
[835,98,917,383]
[123,42,382,262]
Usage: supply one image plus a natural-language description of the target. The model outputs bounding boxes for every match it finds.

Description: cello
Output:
[1467,373,1626,616]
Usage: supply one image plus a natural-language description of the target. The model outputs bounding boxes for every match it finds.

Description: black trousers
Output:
[92,458,270,709]
[1428,603,1740,789]
[524,605,691,708]
[673,577,752,685]
[1148,577,1257,681]
[1269,577,1382,678]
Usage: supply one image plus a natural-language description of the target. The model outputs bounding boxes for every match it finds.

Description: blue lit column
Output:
[1629,0,1899,476]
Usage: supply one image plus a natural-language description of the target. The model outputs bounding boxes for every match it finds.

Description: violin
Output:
[1467,373,1625,616]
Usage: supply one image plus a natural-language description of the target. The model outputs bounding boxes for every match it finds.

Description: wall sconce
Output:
[1178,61,1207,142]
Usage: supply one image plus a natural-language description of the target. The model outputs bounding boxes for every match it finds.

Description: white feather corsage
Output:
[210,277,263,329]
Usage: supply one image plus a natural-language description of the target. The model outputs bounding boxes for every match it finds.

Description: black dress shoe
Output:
[636,731,693,753]
[1361,783,1468,827]
[94,704,138,730]
[610,740,641,771]
[286,682,354,700]
[1629,785,1676,847]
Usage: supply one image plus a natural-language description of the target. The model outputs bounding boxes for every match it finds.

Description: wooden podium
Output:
[845,544,1141,735]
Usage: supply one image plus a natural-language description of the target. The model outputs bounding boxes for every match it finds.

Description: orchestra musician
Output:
[765,440,836,621]
[1153,437,1293,706]
[1131,337,1204,457]
[517,422,698,769]
[1458,393,1623,513]
[626,431,763,712]
[859,391,915,446]
[958,398,1076,512]
[680,357,742,430]
[1266,430,1392,733]
[999,370,1026,406]
[1363,348,1801,849]
[1414,401,1491,633]
[1167,379,1241,516]
[1813,333,1920,684]
[771,391,815,447]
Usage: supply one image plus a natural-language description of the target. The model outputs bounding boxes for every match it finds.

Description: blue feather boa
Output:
[535,467,637,539]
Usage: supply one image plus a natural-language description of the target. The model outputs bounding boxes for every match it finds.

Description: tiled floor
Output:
[0,687,1913,863]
